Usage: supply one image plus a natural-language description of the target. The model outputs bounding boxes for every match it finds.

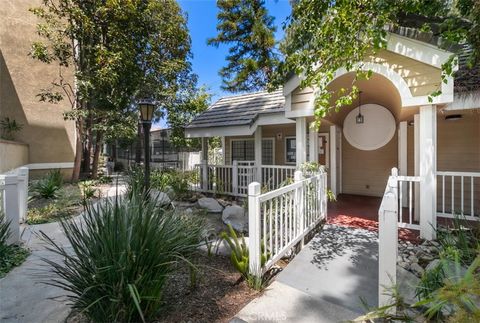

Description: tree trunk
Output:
[83,114,93,174]
[91,131,103,179]
[72,118,84,182]
[135,122,142,164]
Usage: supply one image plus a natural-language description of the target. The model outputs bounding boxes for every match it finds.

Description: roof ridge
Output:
[216,88,283,101]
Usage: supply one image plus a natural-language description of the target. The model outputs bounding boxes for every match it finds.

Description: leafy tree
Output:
[274,0,480,127]
[208,0,279,92]
[168,82,212,149]
[30,0,193,180]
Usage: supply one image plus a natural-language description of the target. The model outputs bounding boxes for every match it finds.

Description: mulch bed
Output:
[157,253,260,323]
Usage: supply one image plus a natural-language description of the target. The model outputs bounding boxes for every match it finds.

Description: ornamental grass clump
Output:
[41,192,205,322]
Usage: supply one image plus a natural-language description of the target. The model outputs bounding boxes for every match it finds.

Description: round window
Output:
[343,104,396,151]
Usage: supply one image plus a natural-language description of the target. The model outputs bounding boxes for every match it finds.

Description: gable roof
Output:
[389,26,479,93]
[186,89,285,129]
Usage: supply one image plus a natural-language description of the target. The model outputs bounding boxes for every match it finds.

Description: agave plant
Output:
[220,224,269,289]
[41,192,205,322]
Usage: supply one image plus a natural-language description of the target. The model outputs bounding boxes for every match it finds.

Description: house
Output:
[0,0,75,177]
[186,28,480,240]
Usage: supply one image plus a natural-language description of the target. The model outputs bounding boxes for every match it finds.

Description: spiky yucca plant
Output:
[41,192,204,322]
[220,224,269,289]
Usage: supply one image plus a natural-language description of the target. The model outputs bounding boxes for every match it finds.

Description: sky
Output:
[156,0,292,128]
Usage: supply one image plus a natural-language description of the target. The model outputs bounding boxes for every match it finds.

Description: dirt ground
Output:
[157,253,260,323]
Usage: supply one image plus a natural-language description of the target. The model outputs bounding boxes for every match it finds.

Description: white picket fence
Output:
[248,170,328,277]
[0,167,29,244]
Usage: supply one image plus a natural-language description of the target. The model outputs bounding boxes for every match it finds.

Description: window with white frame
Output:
[231,139,274,164]
[262,138,274,165]
[285,136,310,164]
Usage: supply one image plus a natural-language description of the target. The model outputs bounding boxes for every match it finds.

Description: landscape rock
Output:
[397,266,421,305]
[150,190,171,206]
[198,197,224,213]
[410,263,425,276]
[222,205,247,232]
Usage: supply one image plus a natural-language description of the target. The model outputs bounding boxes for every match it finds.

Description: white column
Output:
[221,136,226,164]
[398,121,408,207]
[419,105,437,240]
[329,125,337,195]
[414,114,420,221]
[296,117,307,167]
[248,182,262,279]
[201,137,208,163]
[254,126,262,182]
[309,123,319,163]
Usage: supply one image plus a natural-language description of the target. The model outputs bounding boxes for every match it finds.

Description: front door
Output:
[318,133,329,168]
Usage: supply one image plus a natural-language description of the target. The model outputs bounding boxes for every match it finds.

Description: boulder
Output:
[410,262,425,276]
[222,205,247,232]
[397,266,421,305]
[198,197,224,213]
[150,190,171,206]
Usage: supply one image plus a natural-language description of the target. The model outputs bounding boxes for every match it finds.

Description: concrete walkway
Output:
[235,225,379,323]
[0,181,126,323]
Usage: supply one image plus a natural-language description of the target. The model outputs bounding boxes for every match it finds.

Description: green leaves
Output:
[275,0,479,123]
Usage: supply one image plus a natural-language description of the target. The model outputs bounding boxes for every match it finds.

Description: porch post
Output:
[254,126,262,182]
[419,105,437,240]
[296,117,307,167]
[201,137,209,163]
[398,121,408,207]
[329,125,337,195]
[308,123,319,163]
[414,114,420,221]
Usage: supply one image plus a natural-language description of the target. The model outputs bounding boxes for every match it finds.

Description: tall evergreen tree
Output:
[208,0,279,92]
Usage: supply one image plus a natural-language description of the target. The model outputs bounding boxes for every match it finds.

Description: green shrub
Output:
[79,180,97,201]
[27,204,60,224]
[32,169,64,199]
[0,117,23,141]
[41,192,205,322]
[150,169,192,199]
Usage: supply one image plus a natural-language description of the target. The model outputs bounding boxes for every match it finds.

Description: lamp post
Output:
[139,99,156,192]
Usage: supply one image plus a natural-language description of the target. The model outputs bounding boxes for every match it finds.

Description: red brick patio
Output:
[327,194,421,242]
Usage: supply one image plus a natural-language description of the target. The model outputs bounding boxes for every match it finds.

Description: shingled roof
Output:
[186,90,285,129]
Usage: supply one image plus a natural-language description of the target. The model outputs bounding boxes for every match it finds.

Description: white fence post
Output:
[17,167,29,223]
[3,174,20,244]
[378,168,399,311]
[201,160,208,191]
[232,160,239,196]
[248,182,262,278]
[294,171,304,247]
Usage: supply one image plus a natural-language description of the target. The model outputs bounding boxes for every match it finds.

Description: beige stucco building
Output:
[0,0,75,176]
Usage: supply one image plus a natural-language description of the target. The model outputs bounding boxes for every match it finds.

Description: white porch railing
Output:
[397,175,421,230]
[191,161,257,196]
[248,170,328,277]
[437,171,480,220]
[0,166,29,244]
[191,161,297,197]
[261,165,296,191]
